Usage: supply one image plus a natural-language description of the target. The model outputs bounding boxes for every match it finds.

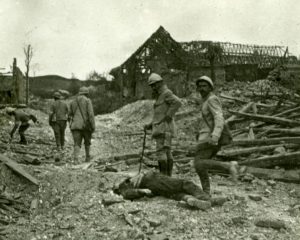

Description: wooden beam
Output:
[240,151,300,168]
[217,144,298,157]
[0,154,39,186]
[231,137,300,146]
[226,102,253,124]
[229,111,300,127]
[243,166,300,183]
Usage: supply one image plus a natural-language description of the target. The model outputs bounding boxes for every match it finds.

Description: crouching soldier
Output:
[144,73,182,176]
[6,107,38,144]
[113,171,227,210]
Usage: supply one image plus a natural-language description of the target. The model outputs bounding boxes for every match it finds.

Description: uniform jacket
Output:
[14,110,31,126]
[69,95,95,131]
[49,99,69,122]
[198,92,224,142]
[151,85,182,138]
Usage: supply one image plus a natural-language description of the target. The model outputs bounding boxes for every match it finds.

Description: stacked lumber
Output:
[217,93,300,182]
[0,194,28,237]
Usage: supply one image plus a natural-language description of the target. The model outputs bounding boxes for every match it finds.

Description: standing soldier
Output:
[49,91,69,151]
[69,87,95,163]
[144,73,182,176]
[194,76,237,197]
[6,107,38,145]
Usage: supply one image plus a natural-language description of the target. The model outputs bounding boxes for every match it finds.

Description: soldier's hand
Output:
[208,135,218,146]
[141,189,152,196]
[143,123,152,131]
[164,115,172,123]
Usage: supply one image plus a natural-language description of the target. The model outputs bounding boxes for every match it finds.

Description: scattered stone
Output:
[102,197,124,206]
[248,194,263,201]
[104,166,118,172]
[211,196,228,207]
[287,204,300,217]
[233,194,246,201]
[255,218,287,230]
[267,180,276,187]
[147,218,162,227]
[241,173,254,182]
[273,146,286,155]
[186,197,211,211]
[232,216,247,225]
[250,233,266,240]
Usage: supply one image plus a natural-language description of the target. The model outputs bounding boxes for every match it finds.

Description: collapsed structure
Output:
[0,58,26,105]
[110,26,298,102]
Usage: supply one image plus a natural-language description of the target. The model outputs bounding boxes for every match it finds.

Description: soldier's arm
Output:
[121,189,152,200]
[207,96,224,140]
[87,99,95,131]
[165,91,182,119]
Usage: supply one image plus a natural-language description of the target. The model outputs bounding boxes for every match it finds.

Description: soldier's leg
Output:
[155,137,168,175]
[59,120,67,150]
[83,131,92,162]
[71,130,82,163]
[18,123,30,144]
[164,133,173,176]
[194,142,220,195]
[166,148,173,177]
[182,179,211,201]
[52,123,61,149]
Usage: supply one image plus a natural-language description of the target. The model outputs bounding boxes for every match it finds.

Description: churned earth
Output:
[1,90,300,240]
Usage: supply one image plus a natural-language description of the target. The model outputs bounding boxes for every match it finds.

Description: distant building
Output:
[0,58,26,104]
[110,26,297,101]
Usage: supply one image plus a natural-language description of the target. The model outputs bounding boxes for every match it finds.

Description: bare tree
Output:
[24,44,33,104]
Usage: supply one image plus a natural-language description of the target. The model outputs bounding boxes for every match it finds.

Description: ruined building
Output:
[0,58,26,104]
[110,26,297,101]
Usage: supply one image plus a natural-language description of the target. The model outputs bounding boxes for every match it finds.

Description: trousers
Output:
[52,120,67,149]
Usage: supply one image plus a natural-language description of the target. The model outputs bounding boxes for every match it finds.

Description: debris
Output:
[0,154,39,185]
[254,218,287,230]
[248,194,263,201]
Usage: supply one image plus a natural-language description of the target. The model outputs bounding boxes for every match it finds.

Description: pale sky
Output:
[1,0,300,79]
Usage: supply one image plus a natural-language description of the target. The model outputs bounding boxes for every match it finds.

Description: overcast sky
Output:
[1,0,300,79]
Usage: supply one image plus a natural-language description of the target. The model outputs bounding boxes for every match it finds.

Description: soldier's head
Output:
[148,73,163,95]
[5,107,16,116]
[53,92,61,100]
[78,87,89,96]
[195,76,214,98]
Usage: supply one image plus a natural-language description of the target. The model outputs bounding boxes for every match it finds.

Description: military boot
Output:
[85,146,91,162]
[73,146,81,163]
[198,172,211,196]
[166,151,174,177]
[158,160,168,175]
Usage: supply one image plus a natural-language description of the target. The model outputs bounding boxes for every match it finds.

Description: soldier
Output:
[113,170,227,210]
[49,92,69,151]
[69,87,95,163]
[144,73,182,176]
[6,107,38,145]
[194,76,238,196]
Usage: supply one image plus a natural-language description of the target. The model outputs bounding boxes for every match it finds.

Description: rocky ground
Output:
[1,82,300,240]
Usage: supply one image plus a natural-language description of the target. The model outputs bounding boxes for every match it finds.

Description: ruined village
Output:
[1,21,300,240]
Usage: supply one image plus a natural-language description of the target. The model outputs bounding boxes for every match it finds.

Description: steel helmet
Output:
[5,107,16,114]
[196,76,214,89]
[78,87,89,95]
[148,73,162,85]
[53,92,61,99]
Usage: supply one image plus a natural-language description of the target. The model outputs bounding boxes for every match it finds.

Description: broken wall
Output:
[225,64,258,82]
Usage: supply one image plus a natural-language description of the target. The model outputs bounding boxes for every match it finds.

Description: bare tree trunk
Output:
[24,45,33,105]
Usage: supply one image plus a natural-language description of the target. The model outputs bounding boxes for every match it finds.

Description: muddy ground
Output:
[1,93,300,240]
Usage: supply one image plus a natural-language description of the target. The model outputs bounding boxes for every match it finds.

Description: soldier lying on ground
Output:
[113,170,228,210]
